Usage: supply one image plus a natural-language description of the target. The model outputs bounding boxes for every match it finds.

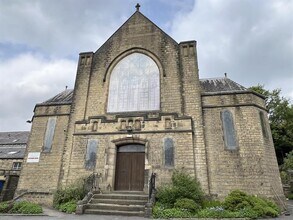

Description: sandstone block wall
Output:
[202,92,284,199]
[16,104,70,194]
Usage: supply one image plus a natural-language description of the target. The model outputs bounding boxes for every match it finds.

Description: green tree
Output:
[250,85,293,164]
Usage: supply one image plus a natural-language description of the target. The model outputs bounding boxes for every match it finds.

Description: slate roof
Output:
[38,78,248,106]
[0,131,29,159]
[200,77,247,93]
[40,89,73,105]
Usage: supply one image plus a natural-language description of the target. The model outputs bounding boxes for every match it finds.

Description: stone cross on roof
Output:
[135,3,140,11]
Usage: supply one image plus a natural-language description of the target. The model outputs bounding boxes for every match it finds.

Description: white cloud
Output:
[0,0,134,56]
[0,53,76,131]
[171,0,293,99]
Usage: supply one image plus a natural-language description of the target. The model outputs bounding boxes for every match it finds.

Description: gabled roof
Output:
[95,10,178,54]
[200,77,247,93]
[39,89,73,105]
[0,131,29,159]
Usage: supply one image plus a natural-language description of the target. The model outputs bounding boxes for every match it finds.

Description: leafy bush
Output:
[9,201,42,214]
[153,203,193,218]
[156,170,204,207]
[53,180,86,211]
[197,207,240,218]
[0,202,10,213]
[58,200,77,213]
[202,199,222,208]
[174,198,200,212]
[171,170,204,204]
[223,190,280,218]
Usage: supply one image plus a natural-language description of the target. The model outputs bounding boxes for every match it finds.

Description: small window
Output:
[164,138,174,167]
[259,111,268,138]
[221,110,237,150]
[12,162,22,170]
[85,139,98,170]
[43,117,57,152]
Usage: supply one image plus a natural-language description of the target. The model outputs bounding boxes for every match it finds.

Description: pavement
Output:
[0,200,293,220]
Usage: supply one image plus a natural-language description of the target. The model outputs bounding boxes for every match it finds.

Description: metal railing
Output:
[83,172,102,193]
[148,172,156,202]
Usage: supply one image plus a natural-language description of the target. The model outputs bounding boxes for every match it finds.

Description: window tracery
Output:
[107,53,160,112]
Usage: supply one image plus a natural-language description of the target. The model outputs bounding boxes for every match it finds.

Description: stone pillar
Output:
[179,41,210,193]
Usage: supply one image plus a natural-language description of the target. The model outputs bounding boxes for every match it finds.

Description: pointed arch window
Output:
[107,53,160,112]
[221,110,237,150]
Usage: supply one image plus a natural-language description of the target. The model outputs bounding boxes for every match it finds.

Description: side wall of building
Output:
[202,92,284,200]
[16,104,70,206]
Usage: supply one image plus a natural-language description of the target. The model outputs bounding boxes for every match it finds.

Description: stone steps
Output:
[83,191,148,216]
[84,209,145,216]
[90,198,147,205]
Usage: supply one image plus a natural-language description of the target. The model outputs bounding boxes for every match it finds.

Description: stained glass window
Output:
[164,138,174,167]
[85,139,98,170]
[107,53,160,112]
[43,117,56,152]
[221,110,237,150]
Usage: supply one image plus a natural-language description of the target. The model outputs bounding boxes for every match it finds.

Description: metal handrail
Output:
[148,173,156,202]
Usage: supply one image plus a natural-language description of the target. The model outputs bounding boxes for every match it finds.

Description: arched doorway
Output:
[115,144,145,191]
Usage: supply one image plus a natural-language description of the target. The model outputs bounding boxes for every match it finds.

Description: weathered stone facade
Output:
[16,9,284,206]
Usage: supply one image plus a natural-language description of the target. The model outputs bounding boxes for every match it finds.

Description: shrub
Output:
[53,180,86,210]
[202,199,222,208]
[171,170,204,204]
[196,207,240,218]
[9,201,42,214]
[223,190,280,218]
[153,203,193,218]
[155,185,177,207]
[58,200,77,213]
[174,198,200,213]
[156,170,204,207]
[0,202,10,213]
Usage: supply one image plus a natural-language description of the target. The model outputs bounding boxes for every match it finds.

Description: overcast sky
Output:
[0,0,292,131]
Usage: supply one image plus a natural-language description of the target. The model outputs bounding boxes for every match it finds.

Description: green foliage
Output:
[280,170,290,184]
[58,200,77,213]
[9,201,42,214]
[196,207,241,218]
[250,85,293,164]
[153,203,193,218]
[53,180,86,210]
[223,190,280,218]
[171,170,204,204]
[53,179,86,213]
[174,198,201,212]
[282,151,293,171]
[156,170,204,207]
[0,202,9,213]
[202,199,222,208]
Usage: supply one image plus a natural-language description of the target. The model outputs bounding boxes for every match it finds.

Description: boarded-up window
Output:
[85,139,98,170]
[164,138,174,167]
[259,111,268,138]
[43,117,56,152]
[221,110,237,150]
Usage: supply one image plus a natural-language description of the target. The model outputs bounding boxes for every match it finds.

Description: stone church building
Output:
[16,7,284,206]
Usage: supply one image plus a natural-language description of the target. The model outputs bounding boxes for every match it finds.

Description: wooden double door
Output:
[115,144,145,191]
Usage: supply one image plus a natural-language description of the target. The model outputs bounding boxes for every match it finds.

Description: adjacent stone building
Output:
[16,7,284,206]
[0,131,29,201]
